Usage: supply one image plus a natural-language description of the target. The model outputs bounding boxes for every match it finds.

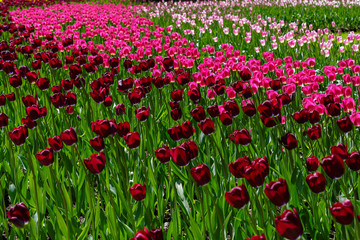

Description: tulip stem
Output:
[25,145,41,236]
[186,166,207,238]
[49,166,71,239]
[166,163,179,240]
[98,174,119,238]
[0,181,9,237]
[205,186,225,240]
[245,205,259,235]
[210,134,228,187]
[74,144,97,239]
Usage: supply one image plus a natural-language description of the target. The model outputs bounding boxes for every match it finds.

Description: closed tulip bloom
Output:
[225,184,250,209]
[346,151,360,171]
[117,121,130,137]
[306,156,319,171]
[191,106,206,122]
[7,203,30,228]
[89,136,105,152]
[229,129,251,145]
[229,156,251,178]
[307,125,321,140]
[321,154,345,179]
[170,145,190,167]
[9,125,28,146]
[0,112,9,128]
[130,227,163,240]
[60,127,77,145]
[337,116,353,133]
[265,178,290,206]
[155,145,170,163]
[198,118,215,135]
[331,143,348,160]
[280,133,298,150]
[124,132,141,149]
[330,200,354,225]
[190,164,211,186]
[135,106,150,122]
[130,183,146,201]
[306,172,326,193]
[275,208,303,240]
[292,109,308,124]
[84,152,106,174]
[219,111,233,126]
[36,147,54,166]
[207,104,220,118]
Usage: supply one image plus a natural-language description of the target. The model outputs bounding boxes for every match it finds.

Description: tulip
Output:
[306,156,319,171]
[198,118,215,135]
[229,129,251,145]
[264,178,290,206]
[129,183,146,201]
[275,208,303,239]
[280,133,298,150]
[330,200,354,225]
[225,184,250,209]
[124,131,141,149]
[190,164,211,186]
[7,203,30,228]
[321,154,345,179]
[228,156,251,178]
[9,125,28,146]
[60,127,77,146]
[89,136,105,152]
[36,147,54,166]
[84,152,106,174]
[155,145,171,164]
[306,172,326,193]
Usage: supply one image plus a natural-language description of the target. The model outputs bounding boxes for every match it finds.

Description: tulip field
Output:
[3,0,360,239]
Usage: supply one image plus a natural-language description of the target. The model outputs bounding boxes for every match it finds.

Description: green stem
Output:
[205,186,225,240]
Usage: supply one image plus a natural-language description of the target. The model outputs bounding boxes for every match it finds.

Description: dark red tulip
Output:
[229,129,251,145]
[131,227,163,240]
[90,136,105,152]
[36,77,49,90]
[190,106,206,122]
[309,110,321,124]
[260,115,278,128]
[36,147,54,166]
[60,127,77,146]
[181,140,198,160]
[22,95,36,107]
[224,100,240,117]
[117,77,134,93]
[198,118,215,135]
[167,125,183,141]
[162,57,174,72]
[321,154,345,179]
[275,208,303,240]
[258,100,273,118]
[225,184,250,209]
[48,135,63,151]
[6,93,15,102]
[307,125,321,140]
[346,151,360,171]
[187,88,201,103]
[170,145,190,166]
[135,106,150,122]
[239,66,252,81]
[61,79,73,91]
[242,101,256,117]
[292,109,308,124]
[229,156,251,178]
[155,145,170,163]
[326,103,341,117]
[7,203,30,228]
[265,178,290,207]
[123,59,132,69]
[190,164,211,186]
[331,143,348,160]
[0,95,6,106]
[91,119,117,138]
[180,121,195,139]
[22,116,37,129]
[109,57,120,68]
[84,152,106,174]
[0,112,8,128]
[25,105,41,121]
[306,172,326,193]
[306,156,319,171]
[280,133,298,150]
[9,125,28,146]
[117,121,130,137]
[245,234,266,240]
[207,104,220,118]
[219,111,233,126]
[170,89,183,102]
[124,132,140,149]
[50,92,66,108]
[330,200,354,225]
[115,103,126,115]
[243,157,269,188]
[337,116,353,133]
[170,108,182,121]
[130,183,146,201]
